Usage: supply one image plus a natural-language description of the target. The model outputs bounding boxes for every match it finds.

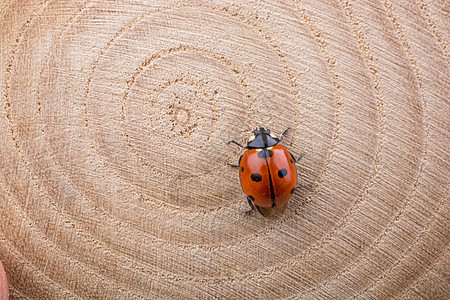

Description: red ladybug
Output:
[229,128,298,216]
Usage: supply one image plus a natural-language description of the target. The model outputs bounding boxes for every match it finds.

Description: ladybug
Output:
[228,127,299,217]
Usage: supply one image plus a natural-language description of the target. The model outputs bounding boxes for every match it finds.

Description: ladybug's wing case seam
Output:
[262,148,277,207]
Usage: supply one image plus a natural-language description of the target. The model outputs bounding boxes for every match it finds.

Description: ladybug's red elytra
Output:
[228,127,298,217]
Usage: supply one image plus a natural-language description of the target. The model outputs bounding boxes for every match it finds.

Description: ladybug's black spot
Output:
[278,169,288,178]
[290,187,296,194]
[251,173,262,182]
[241,166,244,172]
[247,195,255,202]
[257,149,273,159]
[290,158,294,164]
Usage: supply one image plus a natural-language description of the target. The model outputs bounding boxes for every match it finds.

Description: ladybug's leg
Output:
[279,127,291,141]
[246,196,255,209]
[227,155,242,168]
[227,140,248,149]
[289,151,303,163]
[244,196,256,215]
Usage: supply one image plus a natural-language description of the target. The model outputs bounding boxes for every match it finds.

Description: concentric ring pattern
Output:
[0,0,448,299]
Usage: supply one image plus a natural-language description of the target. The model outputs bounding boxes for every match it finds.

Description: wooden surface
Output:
[0,0,449,299]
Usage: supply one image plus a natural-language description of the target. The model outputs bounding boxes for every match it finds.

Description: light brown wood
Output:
[0,0,448,299]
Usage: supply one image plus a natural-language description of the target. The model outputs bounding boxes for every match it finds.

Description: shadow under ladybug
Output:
[228,127,301,217]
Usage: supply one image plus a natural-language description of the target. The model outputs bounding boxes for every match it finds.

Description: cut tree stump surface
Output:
[0,0,448,299]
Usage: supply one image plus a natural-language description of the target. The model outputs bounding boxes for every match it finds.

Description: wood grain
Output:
[0,0,448,299]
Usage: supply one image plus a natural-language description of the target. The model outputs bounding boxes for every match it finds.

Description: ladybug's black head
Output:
[247,127,281,148]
